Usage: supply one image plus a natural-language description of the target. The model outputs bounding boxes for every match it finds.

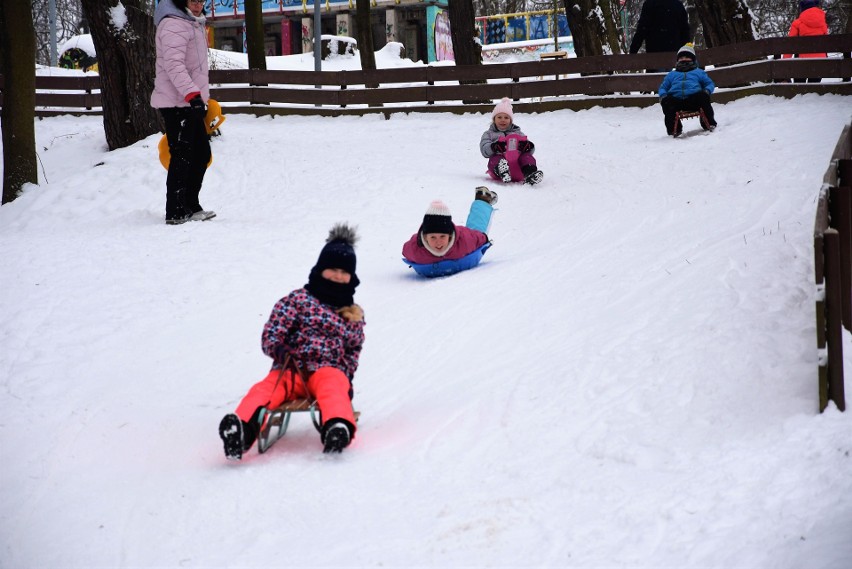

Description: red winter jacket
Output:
[783,7,828,59]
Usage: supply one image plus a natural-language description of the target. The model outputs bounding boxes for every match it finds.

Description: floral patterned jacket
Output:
[261,288,365,382]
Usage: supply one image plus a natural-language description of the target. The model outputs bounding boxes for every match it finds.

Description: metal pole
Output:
[49,0,58,67]
[314,0,321,73]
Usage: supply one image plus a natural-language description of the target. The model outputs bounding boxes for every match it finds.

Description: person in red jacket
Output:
[783,0,828,83]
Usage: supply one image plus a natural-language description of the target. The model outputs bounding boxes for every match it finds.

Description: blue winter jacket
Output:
[659,64,715,99]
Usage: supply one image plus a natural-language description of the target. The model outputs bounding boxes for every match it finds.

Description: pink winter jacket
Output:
[402,225,488,264]
[150,8,209,108]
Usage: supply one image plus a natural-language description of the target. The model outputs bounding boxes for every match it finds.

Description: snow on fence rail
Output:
[815,121,852,413]
[1,35,850,116]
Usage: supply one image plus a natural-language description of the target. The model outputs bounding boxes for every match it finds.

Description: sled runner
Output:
[487,133,527,182]
[403,242,492,278]
[674,109,713,137]
[255,356,359,454]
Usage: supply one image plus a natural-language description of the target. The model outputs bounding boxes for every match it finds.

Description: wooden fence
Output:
[2,34,850,117]
[815,122,852,412]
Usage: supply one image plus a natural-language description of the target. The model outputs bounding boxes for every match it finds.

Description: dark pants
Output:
[660,91,717,134]
[160,108,211,221]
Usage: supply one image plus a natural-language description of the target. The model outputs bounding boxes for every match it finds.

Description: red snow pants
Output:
[235,366,356,434]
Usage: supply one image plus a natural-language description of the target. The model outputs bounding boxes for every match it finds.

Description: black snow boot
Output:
[494,158,512,183]
[521,165,544,185]
[321,419,353,454]
[219,414,245,460]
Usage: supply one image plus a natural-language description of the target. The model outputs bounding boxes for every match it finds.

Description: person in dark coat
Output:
[629,0,691,55]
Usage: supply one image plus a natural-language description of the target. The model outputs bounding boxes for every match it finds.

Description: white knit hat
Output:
[491,97,514,120]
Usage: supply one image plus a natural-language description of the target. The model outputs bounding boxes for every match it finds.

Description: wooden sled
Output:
[674,109,713,136]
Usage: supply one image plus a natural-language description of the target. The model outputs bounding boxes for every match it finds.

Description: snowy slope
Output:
[1,94,851,568]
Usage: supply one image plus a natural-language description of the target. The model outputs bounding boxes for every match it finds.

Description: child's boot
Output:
[522,164,544,185]
[494,158,512,183]
[321,419,352,453]
[475,186,498,205]
[219,413,245,460]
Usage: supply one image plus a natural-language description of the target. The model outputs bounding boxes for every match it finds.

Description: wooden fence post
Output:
[831,183,852,331]
[815,190,830,411]
[824,226,847,411]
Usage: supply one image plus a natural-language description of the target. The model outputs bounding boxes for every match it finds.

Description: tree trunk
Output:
[79,0,161,150]
[1,0,38,204]
[448,0,482,67]
[562,0,624,57]
[355,0,376,70]
[355,0,377,88]
[844,0,852,34]
[693,0,755,47]
[244,0,267,71]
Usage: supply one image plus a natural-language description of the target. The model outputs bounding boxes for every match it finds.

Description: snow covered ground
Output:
[1,83,851,567]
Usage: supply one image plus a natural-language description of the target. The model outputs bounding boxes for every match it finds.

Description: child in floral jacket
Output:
[219,224,365,458]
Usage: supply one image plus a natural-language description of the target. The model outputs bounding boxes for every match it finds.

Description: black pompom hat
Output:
[314,223,358,275]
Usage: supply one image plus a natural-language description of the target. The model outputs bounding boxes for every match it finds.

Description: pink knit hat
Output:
[491,97,514,121]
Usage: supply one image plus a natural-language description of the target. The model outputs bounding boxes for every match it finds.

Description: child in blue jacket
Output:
[658,44,718,137]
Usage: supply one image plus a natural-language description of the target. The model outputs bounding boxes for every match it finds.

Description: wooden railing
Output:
[815,121,851,412]
[2,34,850,116]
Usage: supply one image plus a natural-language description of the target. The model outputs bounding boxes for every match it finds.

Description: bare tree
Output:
[31,0,85,66]
[78,0,160,150]
[473,1,527,16]
[562,0,624,56]
[244,0,266,70]
[355,0,376,74]
[1,0,38,204]
[693,0,755,47]
[449,0,483,66]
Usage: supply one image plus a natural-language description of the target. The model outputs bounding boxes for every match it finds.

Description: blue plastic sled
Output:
[403,242,492,278]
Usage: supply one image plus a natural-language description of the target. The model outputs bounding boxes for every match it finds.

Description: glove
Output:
[518,140,534,153]
[337,304,364,323]
[491,140,507,154]
[188,95,207,121]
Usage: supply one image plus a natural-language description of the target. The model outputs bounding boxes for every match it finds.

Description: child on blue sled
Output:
[402,187,498,278]
[479,97,543,185]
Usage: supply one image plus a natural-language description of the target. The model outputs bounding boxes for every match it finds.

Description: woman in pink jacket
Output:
[150,0,215,225]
